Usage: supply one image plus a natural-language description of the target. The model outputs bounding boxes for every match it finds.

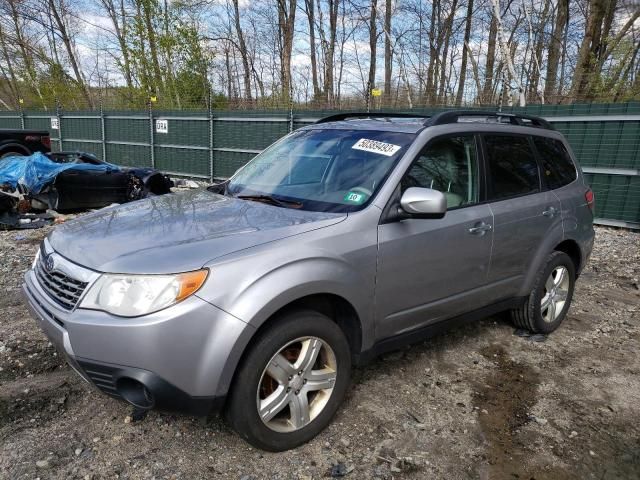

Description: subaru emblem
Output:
[44,254,55,273]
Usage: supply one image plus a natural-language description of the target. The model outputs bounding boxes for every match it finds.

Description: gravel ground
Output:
[0,225,638,480]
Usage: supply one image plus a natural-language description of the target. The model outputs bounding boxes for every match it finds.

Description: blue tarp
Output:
[0,153,121,194]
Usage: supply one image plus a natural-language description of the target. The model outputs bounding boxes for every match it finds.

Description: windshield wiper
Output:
[236,194,303,209]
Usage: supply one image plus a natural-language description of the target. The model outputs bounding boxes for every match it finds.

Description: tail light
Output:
[41,135,51,149]
[585,188,594,213]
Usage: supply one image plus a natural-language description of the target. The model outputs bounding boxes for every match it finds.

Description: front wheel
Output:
[511,251,576,334]
[226,309,351,451]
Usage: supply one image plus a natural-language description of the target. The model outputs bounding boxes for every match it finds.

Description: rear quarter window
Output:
[532,137,577,189]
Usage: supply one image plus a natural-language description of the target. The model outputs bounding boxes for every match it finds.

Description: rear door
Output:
[375,134,494,340]
[482,134,562,296]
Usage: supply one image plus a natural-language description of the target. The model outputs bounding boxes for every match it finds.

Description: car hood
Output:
[48,189,346,273]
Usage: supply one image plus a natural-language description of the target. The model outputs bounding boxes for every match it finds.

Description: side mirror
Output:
[399,187,447,219]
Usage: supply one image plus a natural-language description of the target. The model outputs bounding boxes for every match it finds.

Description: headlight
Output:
[79,269,208,317]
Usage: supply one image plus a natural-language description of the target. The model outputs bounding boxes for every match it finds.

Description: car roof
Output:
[302,118,427,134]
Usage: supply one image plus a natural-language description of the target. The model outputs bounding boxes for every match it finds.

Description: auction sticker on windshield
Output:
[352,138,401,157]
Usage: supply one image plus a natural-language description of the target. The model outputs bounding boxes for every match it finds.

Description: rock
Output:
[329,463,354,477]
[340,438,351,447]
[35,460,50,469]
[75,448,83,456]
[569,431,578,438]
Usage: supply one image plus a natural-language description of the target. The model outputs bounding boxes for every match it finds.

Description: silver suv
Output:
[23,111,595,451]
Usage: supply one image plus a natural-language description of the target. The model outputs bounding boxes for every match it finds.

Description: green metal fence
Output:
[0,103,638,229]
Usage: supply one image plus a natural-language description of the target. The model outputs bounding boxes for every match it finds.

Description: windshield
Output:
[227,129,415,212]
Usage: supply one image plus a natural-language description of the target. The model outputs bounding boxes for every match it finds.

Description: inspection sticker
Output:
[352,138,401,157]
[343,191,367,204]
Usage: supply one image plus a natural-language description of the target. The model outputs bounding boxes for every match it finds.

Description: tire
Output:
[226,309,351,451]
[511,251,576,334]
[0,150,26,160]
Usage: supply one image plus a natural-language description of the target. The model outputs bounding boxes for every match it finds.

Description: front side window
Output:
[484,135,540,200]
[228,129,415,212]
[532,136,577,189]
[401,135,479,208]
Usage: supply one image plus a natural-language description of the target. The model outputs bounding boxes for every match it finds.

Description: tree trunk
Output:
[438,0,458,104]
[140,0,164,94]
[367,0,377,98]
[491,0,525,106]
[233,0,253,101]
[544,0,568,102]
[527,0,550,102]
[304,0,321,100]
[383,0,392,104]
[455,0,474,106]
[570,0,608,98]
[425,1,438,104]
[8,0,46,108]
[48,0,94,107]
[482,14,498,104]
[323,0,339,105]
[278,0,297,101]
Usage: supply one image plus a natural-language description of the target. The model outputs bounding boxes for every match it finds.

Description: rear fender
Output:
[517,222,566,297]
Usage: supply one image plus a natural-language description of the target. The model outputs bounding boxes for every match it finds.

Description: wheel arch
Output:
[216,292,364,401]
[554,239,582,275]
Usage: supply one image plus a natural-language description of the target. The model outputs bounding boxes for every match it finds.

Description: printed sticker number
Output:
[352,138,401,157]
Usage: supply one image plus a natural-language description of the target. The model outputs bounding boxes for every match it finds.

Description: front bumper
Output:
[23,265,252,415]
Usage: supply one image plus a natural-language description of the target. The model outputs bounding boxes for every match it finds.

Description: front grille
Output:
[34,253,88,310]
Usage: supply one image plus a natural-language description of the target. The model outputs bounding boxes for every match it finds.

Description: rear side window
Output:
[484,135,540,200]
[532,137,577,189]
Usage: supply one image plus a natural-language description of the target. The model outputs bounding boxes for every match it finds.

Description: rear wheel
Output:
[226,309,351,451]
[511,251,576,334]
[0,149,26,160]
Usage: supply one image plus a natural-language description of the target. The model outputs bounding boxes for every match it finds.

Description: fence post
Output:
[288,84,294,133]
[208,90,214,182]
[19,104,25,130]
[99,96,106,162]
[148,100,155,169]
[56,99,62,151]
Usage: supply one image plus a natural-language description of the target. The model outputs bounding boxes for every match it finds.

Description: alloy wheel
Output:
[257,336,337,433]
[541,265,570,323]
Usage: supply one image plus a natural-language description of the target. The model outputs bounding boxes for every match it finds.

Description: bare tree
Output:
[232,0,252,101]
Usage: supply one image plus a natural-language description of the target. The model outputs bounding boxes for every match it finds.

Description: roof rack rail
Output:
[315,112,430,124]
[426,110,553,130]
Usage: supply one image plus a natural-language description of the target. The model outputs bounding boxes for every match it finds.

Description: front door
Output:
[375,134,494,340]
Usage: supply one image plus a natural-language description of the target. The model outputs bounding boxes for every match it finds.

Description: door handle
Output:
[468,222,492,235]
[542,206,557,217]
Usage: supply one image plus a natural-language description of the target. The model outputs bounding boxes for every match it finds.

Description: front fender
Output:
[196,241,377,397]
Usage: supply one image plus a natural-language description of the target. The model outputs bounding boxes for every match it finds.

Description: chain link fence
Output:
[0,101,638,229]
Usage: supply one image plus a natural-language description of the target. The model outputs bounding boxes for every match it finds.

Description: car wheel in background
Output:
[226,309,351,451]
[0,150,26,160]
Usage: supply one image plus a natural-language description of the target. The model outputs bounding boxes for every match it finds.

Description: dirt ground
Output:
[0,225,638,480]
